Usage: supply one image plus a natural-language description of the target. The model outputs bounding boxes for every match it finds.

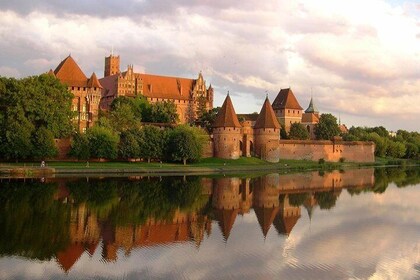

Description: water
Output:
[0,167,419,280]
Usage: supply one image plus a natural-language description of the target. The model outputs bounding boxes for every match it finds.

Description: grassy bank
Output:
[2,156,418,177]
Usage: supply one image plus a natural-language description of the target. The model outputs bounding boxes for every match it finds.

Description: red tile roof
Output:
[214,208,239,241]
[272,88,303,110]
[136,73,195,101]
[54,55,88,87]
[254,97,281,129]
[213,95,242,128]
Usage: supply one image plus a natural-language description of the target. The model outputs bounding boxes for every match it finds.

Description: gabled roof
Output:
[54,55,88,87]
[272,88,303,110]
[87,72,102,88]
[136,73,195,101]
[305,97,319,113]
[254,97,281,129]
[213,94,242,128]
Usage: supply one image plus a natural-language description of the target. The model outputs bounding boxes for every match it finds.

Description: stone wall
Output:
[278,140,375,163]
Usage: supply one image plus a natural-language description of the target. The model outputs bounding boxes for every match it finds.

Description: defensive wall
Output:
[278,139,375,163]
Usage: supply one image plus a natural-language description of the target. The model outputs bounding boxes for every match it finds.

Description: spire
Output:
[254,206,280,238]
[47,69,56,77]
[54,55,88,87]
[254,96,281,129]
[87,72,103,88]
[213,94,241,128]
[305,97,319,114]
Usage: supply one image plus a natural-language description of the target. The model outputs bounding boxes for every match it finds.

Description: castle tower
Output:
[53,55,102,132]
[272,88,303,132]
[253,97,281,162]
[104,54,120,77]
[302,97,320,140]
[212,94,242,159]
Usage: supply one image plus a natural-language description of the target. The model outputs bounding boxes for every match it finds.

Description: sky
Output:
[0,0,419,132]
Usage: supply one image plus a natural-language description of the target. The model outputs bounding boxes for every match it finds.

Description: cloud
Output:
[0,0,419,131]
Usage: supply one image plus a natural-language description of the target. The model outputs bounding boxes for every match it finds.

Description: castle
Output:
[50,54,213,129]
[99,54,214,123]
[48,54,374,163]
[211,92,374,163]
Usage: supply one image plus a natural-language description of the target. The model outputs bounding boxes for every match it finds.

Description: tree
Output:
[314,113,340,140]
[147,101,179,123]
[386,140,406,158]
[166,125,205,165]
[138,126,166,163]
[69,133,90,160]
[1,113,34,160]
[280,124,288,139]
[289,122,310,140]
[86,126,119,159]
[108,102,139,133]
[404,143,418,159]
[31,126,57,159]
[196,107,220,133]
[119,129,141,160]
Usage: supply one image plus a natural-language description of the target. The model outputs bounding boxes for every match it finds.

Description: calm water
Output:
[0,168,419,280]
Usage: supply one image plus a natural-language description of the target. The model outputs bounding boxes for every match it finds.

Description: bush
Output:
[69,133,90,160]
[318,158,325,164]
[339,157,345,163]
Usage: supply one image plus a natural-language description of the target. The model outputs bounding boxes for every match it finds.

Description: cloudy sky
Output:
[0,0,419,131]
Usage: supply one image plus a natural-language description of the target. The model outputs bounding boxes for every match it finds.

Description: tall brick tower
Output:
[253,96,281,162]
[212,94,242,159]
[272,88,303,132]
[104,54,120,77]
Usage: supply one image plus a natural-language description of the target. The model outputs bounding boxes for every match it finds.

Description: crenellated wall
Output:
[278,140,375,163]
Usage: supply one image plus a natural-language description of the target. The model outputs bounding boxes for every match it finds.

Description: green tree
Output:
[196,107,220,133]
[69,133,90,160]
[31,126,57,159]
[289,122,310,140]
[119,129,141,160]
[147,101,179,123]
[367,132,388,157]
[386,140,406,158]
[139,125,166,163]
[314,113,340,140]
[280,124,288,139]
[166,125,205,165]
[404,143,418,159]
[86,126,119,159]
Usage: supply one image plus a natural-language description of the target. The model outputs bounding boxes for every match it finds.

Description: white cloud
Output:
[0,1,418,131]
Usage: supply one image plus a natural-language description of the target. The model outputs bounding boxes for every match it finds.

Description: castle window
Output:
[288,110,290,113]
[82,128,86,133]
[78,87,80,90]
[293,110,295,113]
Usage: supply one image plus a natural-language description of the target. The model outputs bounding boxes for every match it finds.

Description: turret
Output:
[212,93,242,159]
[253,97,281,162]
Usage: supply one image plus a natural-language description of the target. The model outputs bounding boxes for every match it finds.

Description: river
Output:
[0,167,419,279]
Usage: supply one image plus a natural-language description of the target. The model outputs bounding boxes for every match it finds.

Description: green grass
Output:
[1,156,418,176]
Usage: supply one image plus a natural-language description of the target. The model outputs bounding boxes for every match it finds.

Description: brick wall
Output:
[278,140,375,163]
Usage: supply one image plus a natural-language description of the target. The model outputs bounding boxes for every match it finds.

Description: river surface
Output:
[0,167,419,280]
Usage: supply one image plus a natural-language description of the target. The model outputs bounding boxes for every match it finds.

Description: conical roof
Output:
[213,94,241,128]
[305,97,319,113]
[87,72,103,88]
[47,69,56,77]
[272,88,303,110]
[54,55,88,87]
[254,97,281,129]
[214,208,238,241]
[254,206,280,238]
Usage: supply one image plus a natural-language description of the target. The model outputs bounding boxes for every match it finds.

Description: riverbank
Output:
[1,157,418,177]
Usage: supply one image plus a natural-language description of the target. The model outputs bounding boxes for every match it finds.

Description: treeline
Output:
[0,75,207,163]
[343,126,420,159]
[70,96,208,164]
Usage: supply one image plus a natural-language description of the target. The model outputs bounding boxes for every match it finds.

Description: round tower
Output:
[212,94,242,159]
[253,96,281,162]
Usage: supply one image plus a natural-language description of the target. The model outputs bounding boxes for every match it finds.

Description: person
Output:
[40,161,45,168]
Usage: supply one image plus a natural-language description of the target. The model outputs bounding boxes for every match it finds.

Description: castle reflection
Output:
[2,167,412,273]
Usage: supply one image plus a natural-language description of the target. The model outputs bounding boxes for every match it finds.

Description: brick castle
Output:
[48,54,374,163]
